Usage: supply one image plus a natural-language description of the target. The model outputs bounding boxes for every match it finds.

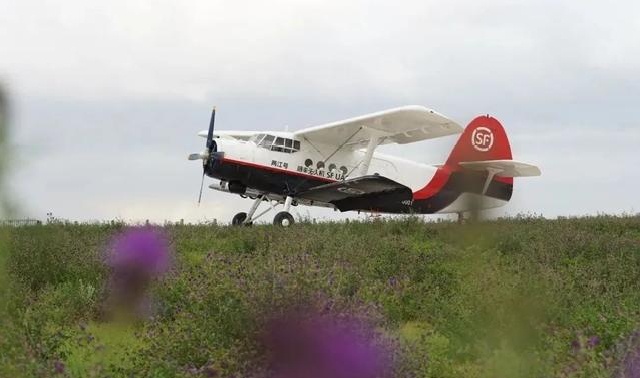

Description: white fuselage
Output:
[212,133,508,213]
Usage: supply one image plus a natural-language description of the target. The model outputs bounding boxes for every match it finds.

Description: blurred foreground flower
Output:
[620,331,640,378]
[261,309,393,378]
[104,227,171,319]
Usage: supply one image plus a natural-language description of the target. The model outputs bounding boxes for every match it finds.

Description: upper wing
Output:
[293,105,462,149]
[198,130,259,141]
[458,160,542,177]
[296,175,413,212]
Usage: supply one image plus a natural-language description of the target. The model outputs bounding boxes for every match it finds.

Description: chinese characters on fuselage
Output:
[296,165,345,180]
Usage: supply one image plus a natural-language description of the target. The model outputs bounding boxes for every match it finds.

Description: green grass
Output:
[1,216,639,377]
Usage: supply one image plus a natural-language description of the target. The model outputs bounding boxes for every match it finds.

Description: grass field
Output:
[1,216,639,377]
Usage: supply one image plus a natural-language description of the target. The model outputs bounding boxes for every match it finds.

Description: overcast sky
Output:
[1,0,638,223]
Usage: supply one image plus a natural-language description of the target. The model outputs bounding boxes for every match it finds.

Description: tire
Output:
[232,212,247,226]
[273,211,294,227]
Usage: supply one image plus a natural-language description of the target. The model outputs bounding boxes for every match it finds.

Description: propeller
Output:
[189,107,218,205]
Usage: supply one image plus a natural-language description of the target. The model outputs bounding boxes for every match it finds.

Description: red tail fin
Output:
[445,115,512,169]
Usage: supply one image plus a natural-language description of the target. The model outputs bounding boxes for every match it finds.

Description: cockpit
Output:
[250,133,301,154]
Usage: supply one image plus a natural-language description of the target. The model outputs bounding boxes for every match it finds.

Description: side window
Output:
[293,140,301,151]
[285,139,293,148]
[271,137,285,152]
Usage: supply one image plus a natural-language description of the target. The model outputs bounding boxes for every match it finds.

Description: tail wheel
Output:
[273,211,294,227]
[232,212,248,226]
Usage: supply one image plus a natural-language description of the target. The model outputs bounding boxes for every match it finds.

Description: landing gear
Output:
[273,196,295,227]
[273,211,294,227]
[230,194,296,227]
[232,212,249,226]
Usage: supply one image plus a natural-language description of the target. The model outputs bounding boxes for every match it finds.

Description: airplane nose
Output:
[204,150,224,173]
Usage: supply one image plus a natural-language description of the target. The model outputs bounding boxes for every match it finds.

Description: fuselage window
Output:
[293,140,301,151]
[271,137,285,152]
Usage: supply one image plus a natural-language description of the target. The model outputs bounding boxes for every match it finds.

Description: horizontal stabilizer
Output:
[459,160,541,177]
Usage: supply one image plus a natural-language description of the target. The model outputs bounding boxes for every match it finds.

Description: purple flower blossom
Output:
[587,335,600,348]
[107,227,170,275]
[262,310,392,378]
[625,354,640,378]
[571,339,581,353]
[53,360,65,374]
[104,227,171,318]
[621,332,640,378]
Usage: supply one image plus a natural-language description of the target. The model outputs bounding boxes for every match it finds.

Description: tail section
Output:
[445,115,512,168]
[412,114,540,214]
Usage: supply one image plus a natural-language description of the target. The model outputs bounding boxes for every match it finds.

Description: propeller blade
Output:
[206,107,216,151]
[196,106,217,206]
[197,171,205,205]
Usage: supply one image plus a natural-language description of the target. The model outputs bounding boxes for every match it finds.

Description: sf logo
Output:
[471,127,494,152]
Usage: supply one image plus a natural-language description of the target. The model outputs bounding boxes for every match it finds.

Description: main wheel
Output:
[273,211,294,227]
[232,212,247,226]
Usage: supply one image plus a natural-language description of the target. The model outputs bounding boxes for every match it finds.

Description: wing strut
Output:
[357,131,385,176]
[481,167,503,195]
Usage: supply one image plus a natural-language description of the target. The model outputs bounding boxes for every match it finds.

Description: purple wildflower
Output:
[104,227,171,318]
[621,332,640,378]
[107,227,170,275]
[53,360,65,374]
[262,310,392,378]
[587,336,600,349]
[571,339,581,353]
[625,355,640,378]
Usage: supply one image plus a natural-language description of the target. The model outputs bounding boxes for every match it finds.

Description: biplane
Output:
[189,106,541,226]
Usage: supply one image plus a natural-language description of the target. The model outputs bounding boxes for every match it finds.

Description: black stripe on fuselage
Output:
[207,159,512,214]
[410,171,513,213]
[207,157,331,195]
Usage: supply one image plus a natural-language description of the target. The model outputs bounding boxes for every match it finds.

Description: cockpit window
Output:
[254,134,301,153]
[259,134,274,147]
[252,133,265,144]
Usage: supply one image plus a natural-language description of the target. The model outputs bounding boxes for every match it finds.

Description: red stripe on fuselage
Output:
[412,166,514,201]
[412,168,451,200]
[493,176,514,185]
[220,157,338,183]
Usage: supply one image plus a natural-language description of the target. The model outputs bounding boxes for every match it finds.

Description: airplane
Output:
[188,105,541,226]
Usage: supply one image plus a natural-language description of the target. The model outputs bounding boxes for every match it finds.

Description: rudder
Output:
[445,115,513,168]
